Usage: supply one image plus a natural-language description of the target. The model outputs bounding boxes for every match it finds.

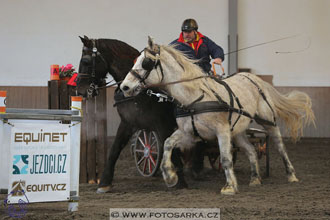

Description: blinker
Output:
[81,55,92,64]
[142,57,155,71]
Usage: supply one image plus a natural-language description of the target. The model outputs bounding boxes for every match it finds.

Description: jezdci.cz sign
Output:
[7,123,70,203]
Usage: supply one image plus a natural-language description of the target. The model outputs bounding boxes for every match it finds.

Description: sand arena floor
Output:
[1,139,329,220]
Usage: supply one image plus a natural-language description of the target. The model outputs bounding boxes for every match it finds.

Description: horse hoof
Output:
[288,174,299,183]
[220,185,238,195]
[176,178,188,189]
[164,173,179,188]
[96,185,112,194]
[249,177,262,186]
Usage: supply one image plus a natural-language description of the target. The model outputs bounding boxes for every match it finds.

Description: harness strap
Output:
[241,75,277,126]
[210,76,245,131]
[220,81,234,126]
[186,92,205,109]
[176,101,229,118]
[91,40,97,77]
[190,114,206,143]
[130,69,144,82]
[175,92,207,143]
[163,91,205,142]
[176,101,255,122]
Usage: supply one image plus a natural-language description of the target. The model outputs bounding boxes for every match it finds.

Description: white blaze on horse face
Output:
[121,52,146,97]
[133,51,145,70]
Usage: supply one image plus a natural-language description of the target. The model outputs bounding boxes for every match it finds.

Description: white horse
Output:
[120,37,315,195]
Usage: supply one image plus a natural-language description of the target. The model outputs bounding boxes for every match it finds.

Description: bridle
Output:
[77,39,110,96]
[129,47,164,86]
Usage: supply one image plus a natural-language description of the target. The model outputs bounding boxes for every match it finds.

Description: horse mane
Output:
[159,44,204,78]
[99,39,140,60]
[90,38,140,81]
[157,44,218,99]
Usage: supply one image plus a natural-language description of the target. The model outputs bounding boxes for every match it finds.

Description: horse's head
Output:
[121,36,163,97]
[77,35,108,97]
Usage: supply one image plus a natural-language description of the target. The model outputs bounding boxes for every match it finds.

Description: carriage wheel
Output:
[133,129,162,177]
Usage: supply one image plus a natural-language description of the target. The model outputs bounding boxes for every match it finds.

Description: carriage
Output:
[130,127,270,177]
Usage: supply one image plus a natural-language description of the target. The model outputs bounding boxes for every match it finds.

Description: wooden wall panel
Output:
[275,87,330,138]
[1,86,329,138]
[0,86,48,109]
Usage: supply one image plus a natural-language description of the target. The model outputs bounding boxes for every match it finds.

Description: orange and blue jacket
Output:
[170,32,224,73]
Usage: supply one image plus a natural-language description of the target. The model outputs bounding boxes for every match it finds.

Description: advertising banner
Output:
[6,123,71,203]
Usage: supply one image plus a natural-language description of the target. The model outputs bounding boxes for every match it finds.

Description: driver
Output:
[170,18,224,74]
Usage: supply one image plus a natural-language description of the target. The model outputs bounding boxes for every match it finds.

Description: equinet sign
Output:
[9,123,71,203]
[14,129,68,145]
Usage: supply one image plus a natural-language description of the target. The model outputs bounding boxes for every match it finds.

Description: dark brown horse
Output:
[77,36,193,193]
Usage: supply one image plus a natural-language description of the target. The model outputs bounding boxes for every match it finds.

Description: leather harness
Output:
[174,74,276,139]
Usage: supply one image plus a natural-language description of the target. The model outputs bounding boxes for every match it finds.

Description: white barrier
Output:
[0,107,82,211]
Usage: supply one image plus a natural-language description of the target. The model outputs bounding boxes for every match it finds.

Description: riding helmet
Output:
[181,18,198,32]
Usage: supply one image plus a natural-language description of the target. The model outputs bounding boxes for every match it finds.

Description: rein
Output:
[142,75,211,89]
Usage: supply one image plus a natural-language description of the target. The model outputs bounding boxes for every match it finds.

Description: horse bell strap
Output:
[241,75,277,125]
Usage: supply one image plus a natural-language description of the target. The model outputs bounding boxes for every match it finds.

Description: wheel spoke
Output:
[138,137,147,148]
[149,155,157,167]
[150,144,158,153]
[135,149,145,153]
[143,130,149,146]
[137,156,146,166]
[148,158,152,174]
[143,157,148,173]
[150,139,157,147]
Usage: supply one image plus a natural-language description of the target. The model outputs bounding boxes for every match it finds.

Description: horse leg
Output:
[233,133,261,186]
[160,129,192,188]
[218,131,239,195]
[265,125,299,182]
[171,148,188,188]
[157,127,187,188]
[190,142,205,178]
[97,121,134,193]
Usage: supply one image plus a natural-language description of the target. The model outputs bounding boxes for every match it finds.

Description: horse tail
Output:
[261,81,315,142]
